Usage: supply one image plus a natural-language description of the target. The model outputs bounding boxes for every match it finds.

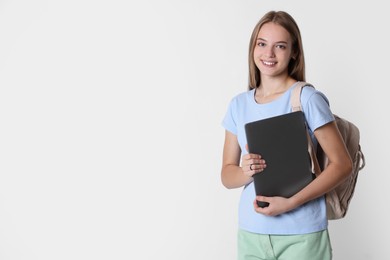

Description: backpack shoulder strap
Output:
[290,81,321,175]
[291,81,314,112]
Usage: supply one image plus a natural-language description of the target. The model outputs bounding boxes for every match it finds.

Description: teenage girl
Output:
[221,10,352,260]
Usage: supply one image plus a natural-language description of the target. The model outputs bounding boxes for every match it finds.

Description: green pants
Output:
[237,229,332,260]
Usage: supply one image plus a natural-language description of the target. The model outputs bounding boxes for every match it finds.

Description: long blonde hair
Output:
[248,11,305,90]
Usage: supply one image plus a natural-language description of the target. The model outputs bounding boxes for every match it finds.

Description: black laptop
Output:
[244,111,314,208]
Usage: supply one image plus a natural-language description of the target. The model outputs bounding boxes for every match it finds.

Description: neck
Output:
[258,77,296,97]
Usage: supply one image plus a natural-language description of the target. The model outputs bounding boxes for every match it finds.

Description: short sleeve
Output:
[301,89,335,132]
[222,98,238,135]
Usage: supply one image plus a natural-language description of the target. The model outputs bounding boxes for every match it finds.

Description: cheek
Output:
[277,51,293,62]
[253,49,262,60]
[253,54,262,66]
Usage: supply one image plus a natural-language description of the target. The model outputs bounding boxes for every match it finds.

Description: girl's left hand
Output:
[253,196,297,216]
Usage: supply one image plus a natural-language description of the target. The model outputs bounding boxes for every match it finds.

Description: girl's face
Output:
[253,22,294,79]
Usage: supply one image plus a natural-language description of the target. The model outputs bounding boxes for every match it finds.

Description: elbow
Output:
[222,182,232,189]
[220,168,239,189]
[223,184,239,190]
[221,174,235,189]
[342,157,353,179]
[222,183,236,190]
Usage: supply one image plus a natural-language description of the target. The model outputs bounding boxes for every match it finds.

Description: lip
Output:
[262,60,277,66]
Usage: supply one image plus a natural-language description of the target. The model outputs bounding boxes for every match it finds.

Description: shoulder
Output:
[299,84,334,131]
[227,89,254,107]
[231,89,253,101]
[300,84,331,107]
[222,89,253,133]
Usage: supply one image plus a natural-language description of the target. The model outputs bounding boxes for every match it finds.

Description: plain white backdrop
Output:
[0,0,388,259]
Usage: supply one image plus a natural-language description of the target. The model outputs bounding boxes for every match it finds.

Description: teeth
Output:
[263,61,276,66]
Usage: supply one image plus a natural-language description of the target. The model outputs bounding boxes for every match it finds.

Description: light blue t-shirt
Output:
[222,83,335,235]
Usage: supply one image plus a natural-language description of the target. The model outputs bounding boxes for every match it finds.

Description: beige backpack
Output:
[291,82,366,220]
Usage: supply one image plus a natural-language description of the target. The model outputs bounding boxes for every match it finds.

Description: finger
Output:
[256,195,270,203]
[242,153,255,161]
[246,154,262,160]
[248,163,266,172]
[244,165,257,177]
[254,197,271,213]
[253,199,269,213]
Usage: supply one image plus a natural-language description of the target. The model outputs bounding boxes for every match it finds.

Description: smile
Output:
[262,60,277,66]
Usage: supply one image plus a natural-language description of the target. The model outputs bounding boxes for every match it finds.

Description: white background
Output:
[0,0,388,259]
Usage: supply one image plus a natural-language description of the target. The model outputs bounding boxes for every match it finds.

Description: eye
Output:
[257,42,266,47]
[276,44,287,49]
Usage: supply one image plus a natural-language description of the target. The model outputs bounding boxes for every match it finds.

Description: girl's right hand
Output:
[241,144,267,177]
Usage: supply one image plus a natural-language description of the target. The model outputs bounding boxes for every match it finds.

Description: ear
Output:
[291,50,298,60]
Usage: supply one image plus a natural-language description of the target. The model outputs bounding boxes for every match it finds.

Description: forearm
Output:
[290,121,353,208]
[291,161,352,207]
[221,164,253,189]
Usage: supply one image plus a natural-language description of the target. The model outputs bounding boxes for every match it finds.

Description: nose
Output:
[265,46,275,58]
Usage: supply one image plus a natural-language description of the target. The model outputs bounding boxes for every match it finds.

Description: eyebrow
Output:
[257,38,288,44]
